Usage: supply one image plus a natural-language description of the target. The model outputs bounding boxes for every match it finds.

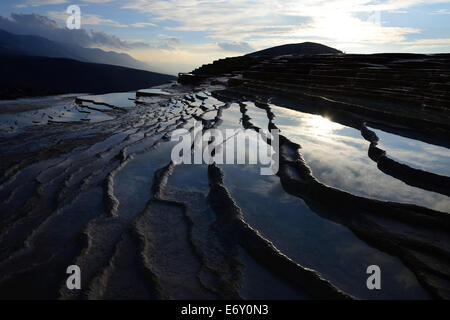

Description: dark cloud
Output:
[218,41,254,53]
[157,37,182,50]
[0,13,148,49]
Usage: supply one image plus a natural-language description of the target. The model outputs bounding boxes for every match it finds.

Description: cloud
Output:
[131,22,157,28]
[122,0,312,41]
[218,41,254,53]
[403,38,450,51]
[47,11,128,28]
[16,0,67,7]
[17,0,114,7]
[129,42,230,75]
[155,36,182,50]
[123,0,450,75]
[121,0,449,48]
[432,9,450,14]
[0,13,148,49]
[81,0,114,3]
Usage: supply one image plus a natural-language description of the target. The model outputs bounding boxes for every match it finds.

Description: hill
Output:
[246,42,342,57]
[0,52,176,99]
[190,42,342,77]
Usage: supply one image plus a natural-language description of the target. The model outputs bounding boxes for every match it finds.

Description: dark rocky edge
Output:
[207,163,352,300]
[362,123,450,197]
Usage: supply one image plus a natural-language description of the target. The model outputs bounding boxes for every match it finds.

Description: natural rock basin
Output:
[369,126,450,177]
[269,105,450,213]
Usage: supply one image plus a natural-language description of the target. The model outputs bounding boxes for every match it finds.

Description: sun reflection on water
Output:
[307,116,343,135]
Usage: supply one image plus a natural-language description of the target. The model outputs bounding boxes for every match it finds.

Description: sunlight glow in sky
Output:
[1,0,449,74]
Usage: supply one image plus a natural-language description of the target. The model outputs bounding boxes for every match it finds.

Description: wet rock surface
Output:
[0,53,449,299]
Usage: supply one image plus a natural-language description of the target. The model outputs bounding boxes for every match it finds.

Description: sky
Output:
[0,0,449,74]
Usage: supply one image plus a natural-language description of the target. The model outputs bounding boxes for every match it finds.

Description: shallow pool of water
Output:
[369,126,450,177]
[269,104,450,213]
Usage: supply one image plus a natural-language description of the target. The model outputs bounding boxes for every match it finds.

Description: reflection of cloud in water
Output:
[222,164,280,197]
[0,103,113,135]
[221,162,429,299]
[79,92,137,109]
[273,106,450,213]
[371,127,450,177]
[304,116,344,136]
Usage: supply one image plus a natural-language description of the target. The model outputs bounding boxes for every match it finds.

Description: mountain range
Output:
[0,29,152,71]
[0,29,176,99]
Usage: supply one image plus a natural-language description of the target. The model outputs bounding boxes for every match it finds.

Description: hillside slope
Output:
[0,52,176,99]
[0,29,152,71]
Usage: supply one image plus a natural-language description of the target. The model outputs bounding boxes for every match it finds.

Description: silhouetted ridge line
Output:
[0,29,153,71]
[246,42,342,57]
[0,52,176,99]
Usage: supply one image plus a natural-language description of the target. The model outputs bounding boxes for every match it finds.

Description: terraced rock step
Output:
[190,53,450,136]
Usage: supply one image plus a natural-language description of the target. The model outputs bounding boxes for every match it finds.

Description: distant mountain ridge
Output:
[246,42,342,57]
[0,52,176,99]
[0,29,177,99]
[0,29,152,71]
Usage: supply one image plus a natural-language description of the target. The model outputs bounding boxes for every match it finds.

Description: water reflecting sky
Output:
[268,105,450,213]
[370,127,450,177]
[79,92,137,108]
